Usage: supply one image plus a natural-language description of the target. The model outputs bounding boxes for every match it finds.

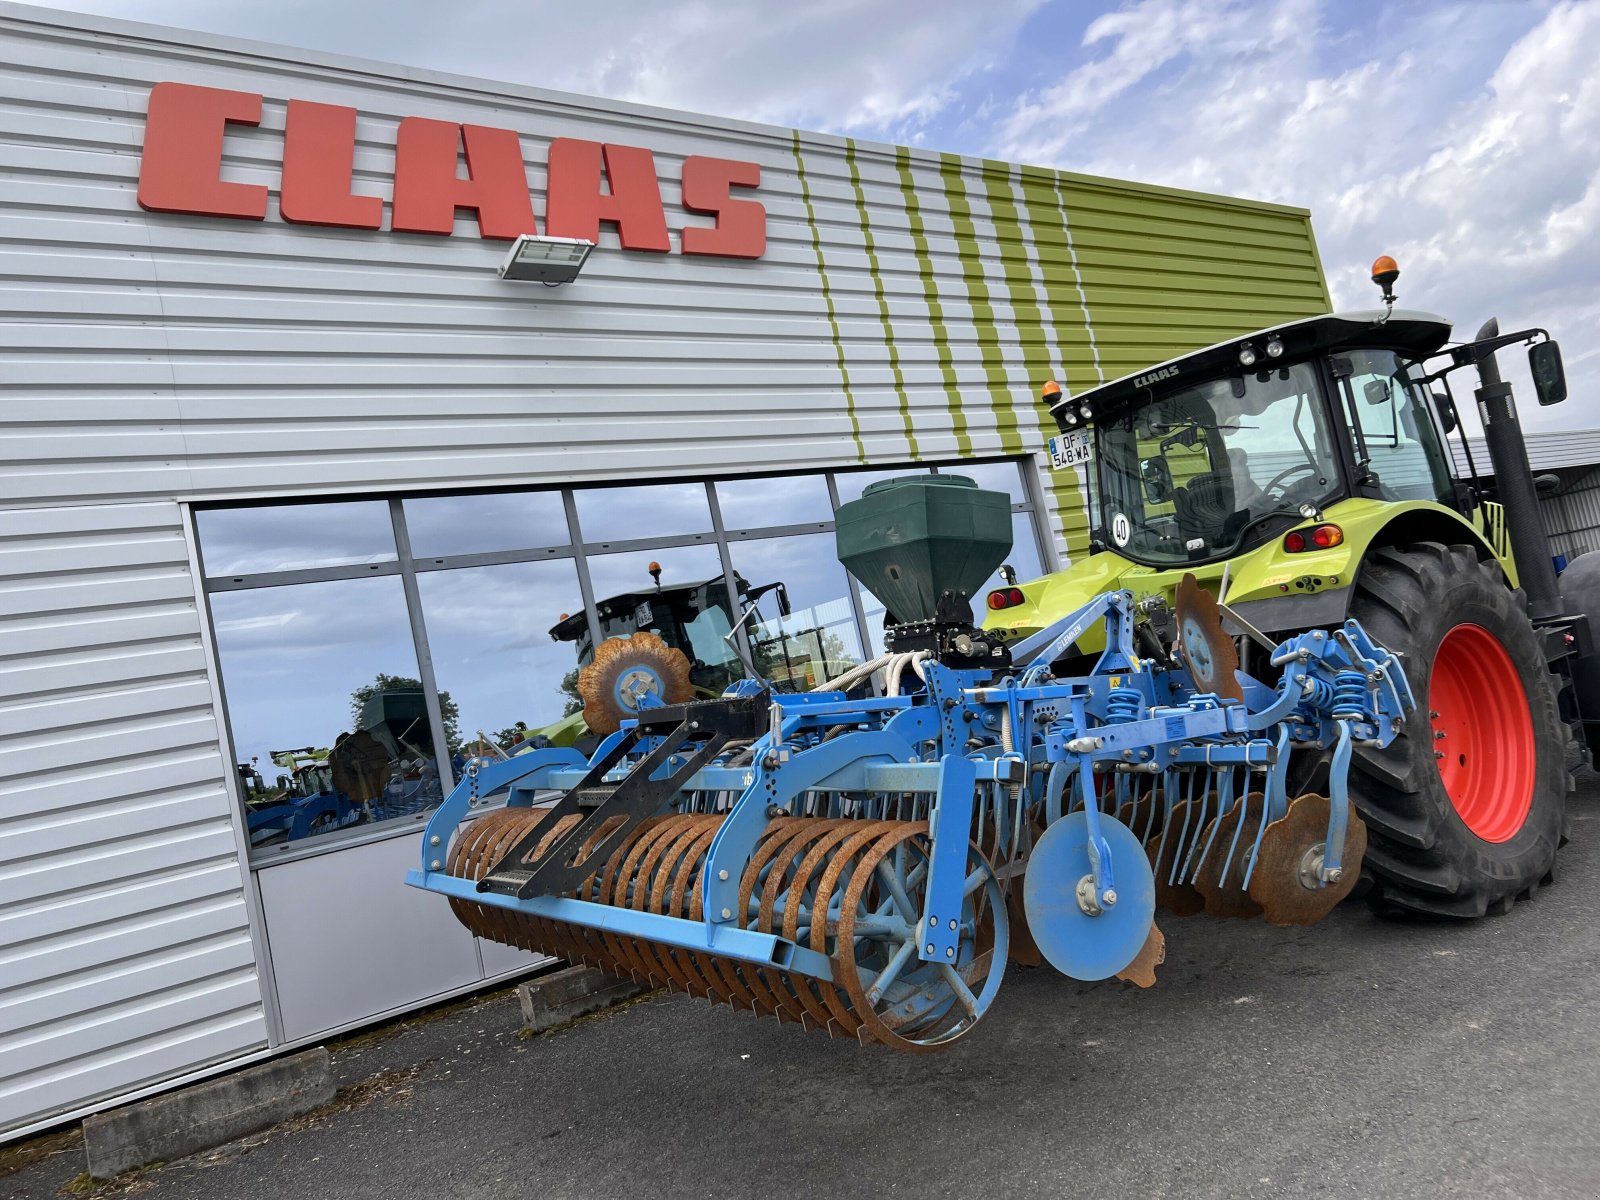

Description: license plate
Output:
[1048,431,1092,469]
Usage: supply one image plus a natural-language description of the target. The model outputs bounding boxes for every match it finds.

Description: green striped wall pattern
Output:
[788,131,1332,561]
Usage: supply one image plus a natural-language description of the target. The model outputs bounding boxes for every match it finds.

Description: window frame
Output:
[196,458,1055,866]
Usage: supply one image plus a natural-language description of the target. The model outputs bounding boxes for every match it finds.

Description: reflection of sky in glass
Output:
[832,464,933,506]
[404,491,569,558]
[732,532,863,687]
[575,481,711,544]
[585,542,725,600]
[715,474,833,532]
[211,576,421,776]
[1008,512,1045,583]
[418,560,582,738]
[941,459,1026,504]
[198,502,396,576]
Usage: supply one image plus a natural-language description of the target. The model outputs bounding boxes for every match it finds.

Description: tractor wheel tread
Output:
[1346,543,1567,920]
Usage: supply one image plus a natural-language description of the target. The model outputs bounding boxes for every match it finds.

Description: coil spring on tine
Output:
[1331,669,1369,720]
[1107,687,1142,724]
[1301,675,1335,710]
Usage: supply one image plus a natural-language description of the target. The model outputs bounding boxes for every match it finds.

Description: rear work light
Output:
[987,587,1027,610]
[1284,524,1344,553]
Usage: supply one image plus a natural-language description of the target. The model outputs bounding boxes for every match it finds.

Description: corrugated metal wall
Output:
[0,502,269,1136]
[0,3,1330,557]
[0,2,1330,1137]
[1545,466,1600,561]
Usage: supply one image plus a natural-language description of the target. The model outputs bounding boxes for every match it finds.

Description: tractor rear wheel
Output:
[1345,543,1568,917]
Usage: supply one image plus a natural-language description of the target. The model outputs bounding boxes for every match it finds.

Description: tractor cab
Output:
[1049,309,1461,570]
[549,569,790,695]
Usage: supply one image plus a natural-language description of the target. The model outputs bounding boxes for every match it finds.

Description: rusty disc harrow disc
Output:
[1247,792,1367,926]
[1174,573,1243,704]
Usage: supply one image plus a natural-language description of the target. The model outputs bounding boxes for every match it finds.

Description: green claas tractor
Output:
[984,256,1593,919]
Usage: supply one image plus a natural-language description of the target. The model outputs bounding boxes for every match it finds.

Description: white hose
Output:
[812,653,893,693]
[886,653,911,697]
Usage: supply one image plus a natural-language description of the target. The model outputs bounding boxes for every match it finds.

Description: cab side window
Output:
[1342,349,1454,505]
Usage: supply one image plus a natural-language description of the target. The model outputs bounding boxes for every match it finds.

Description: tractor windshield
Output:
[1093,361,1340,564]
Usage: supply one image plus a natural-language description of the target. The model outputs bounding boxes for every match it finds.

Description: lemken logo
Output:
[1133,365,1180,389]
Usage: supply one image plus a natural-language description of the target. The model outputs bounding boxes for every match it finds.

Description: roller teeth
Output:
[446,809,1005,1051]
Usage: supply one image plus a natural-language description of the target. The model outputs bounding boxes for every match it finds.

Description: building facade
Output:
[0,2,1333,1140]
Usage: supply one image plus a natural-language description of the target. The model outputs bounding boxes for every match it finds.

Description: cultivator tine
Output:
[1192,793,1265,919]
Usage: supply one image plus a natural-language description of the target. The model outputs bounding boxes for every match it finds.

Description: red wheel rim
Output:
[1428,623,1535,843]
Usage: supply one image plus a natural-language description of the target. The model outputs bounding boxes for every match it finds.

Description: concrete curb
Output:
[518,965,649,1033]
[82,1047,334,1180]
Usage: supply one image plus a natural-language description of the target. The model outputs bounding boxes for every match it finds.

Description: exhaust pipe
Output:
[1474,317,1563,622]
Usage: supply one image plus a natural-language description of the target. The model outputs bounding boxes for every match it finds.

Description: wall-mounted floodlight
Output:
[497,234,595,285]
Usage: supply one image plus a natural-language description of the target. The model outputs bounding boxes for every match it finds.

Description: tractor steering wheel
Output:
[1263,461,1321,501]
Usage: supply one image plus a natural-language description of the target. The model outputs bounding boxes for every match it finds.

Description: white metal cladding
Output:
[0,501,269,1137]
[0,2,1329,565]
[1543,465,1600,560]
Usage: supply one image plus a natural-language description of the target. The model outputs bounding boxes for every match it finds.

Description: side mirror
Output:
[1363,379,1392,406]
[1433,391,1458,435]
[775,584,792,619]
[1530,340,1567,406]
[1141,456,1173,503]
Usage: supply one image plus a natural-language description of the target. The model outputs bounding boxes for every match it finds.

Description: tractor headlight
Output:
[1080,405,1094,421]
[1266,336,1284,358]
[1238,344,1258,367]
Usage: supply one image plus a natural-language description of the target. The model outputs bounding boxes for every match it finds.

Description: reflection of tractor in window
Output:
[240,686,445,845]
[543,564,854,737]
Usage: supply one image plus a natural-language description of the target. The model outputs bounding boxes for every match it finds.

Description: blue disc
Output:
[1023,810,1156,981]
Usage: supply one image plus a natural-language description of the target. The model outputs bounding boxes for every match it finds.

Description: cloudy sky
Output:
[30,0,1600,433]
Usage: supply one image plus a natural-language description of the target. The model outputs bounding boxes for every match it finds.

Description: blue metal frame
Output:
[407,590,1417,989]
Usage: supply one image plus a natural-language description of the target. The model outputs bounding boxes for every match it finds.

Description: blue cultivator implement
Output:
[407,477,1413,1050]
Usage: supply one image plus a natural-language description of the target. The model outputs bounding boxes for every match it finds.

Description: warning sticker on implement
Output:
[1048,431,1092,470]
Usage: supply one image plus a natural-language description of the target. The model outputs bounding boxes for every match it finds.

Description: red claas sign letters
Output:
[136,82,766,258]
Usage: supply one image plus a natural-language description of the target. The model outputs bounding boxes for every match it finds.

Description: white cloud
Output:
[35,0,1041,140]
[996,0,1599,433]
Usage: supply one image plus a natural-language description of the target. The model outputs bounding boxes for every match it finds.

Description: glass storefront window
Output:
[197,502,396,576]
[211,576,443,853]
[575,481,712,544]
[729,531,863,691]
[715,474,834,532]
[404,491,570,558]
[833,464,934,506]
[200,459,1050,857]
[944,460,1027,504]
[1008,512,1045,583]
[417,559,584,759]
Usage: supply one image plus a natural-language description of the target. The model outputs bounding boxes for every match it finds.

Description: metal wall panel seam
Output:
[844,137,917,460]
[1006,162,1081,561]
[936,151,1021,458]
[1049,174,1105,387]
[790,130,864,463]
[892,145,971,457]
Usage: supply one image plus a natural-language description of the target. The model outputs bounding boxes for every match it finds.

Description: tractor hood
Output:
[982,497,1491,657]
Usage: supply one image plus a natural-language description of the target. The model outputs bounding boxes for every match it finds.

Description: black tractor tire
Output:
[1345,543,1569,918]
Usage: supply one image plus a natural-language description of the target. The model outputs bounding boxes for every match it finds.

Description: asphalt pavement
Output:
[10,778,1600,1200]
